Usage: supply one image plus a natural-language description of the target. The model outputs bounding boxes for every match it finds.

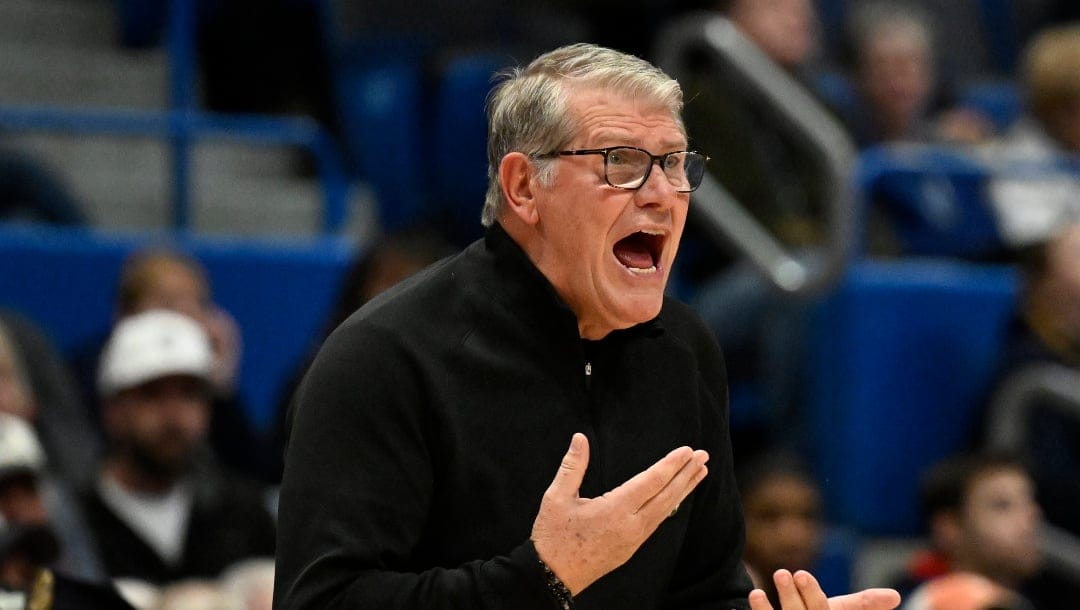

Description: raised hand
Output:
[531,433,710,595]
[749,569,901,610]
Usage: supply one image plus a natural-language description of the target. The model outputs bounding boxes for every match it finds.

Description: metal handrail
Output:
[985,363,1080,450]
[0,105,349,232]
[653,13,856,296]
[986,362,1080,582]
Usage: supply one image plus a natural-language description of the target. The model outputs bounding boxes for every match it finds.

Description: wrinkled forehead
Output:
[561,82,687,144]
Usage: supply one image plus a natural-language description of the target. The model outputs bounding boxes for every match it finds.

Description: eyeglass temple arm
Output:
[654,14,857,298]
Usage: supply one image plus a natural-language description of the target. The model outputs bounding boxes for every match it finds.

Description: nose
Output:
[634,160,683,208]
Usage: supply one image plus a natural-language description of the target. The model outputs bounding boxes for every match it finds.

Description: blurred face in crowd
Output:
[952,467,1042,586]
[728,0,816,69]
[742,472,824,580]
[0,474,48,530]
[0,337,34,421]
[104,375,210,484]
[858,22,934,140]
[0,472,58,592]
[513,85,690,339]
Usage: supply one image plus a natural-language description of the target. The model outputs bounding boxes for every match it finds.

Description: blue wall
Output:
[0,223,357,430]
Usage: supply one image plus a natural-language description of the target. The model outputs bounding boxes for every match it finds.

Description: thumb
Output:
[549,433,589,500]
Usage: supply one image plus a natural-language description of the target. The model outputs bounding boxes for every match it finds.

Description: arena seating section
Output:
[1,0,1047,562]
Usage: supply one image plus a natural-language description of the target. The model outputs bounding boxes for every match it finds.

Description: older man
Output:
[274,43,899,610]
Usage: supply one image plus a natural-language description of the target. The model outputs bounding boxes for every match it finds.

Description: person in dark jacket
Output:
[274,42,899,610]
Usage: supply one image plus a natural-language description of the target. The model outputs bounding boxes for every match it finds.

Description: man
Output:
[80,310,275,586]
[275,43,898,610]
[889,451,1078,610]
[69,247,270,483]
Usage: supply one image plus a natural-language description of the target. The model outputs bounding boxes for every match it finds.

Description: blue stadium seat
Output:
[805,259,1018,535]
[855,144,1004,259]
[0,223,355,430]
[428,52,511,246]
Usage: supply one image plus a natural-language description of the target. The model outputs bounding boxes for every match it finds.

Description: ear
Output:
[498,152,540,226]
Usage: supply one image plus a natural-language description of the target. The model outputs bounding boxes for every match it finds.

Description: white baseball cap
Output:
[0,413,45,480]
[97,309,214,397]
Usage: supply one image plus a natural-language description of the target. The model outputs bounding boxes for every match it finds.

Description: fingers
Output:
[774,570,806,610]
[547,433,590,501]
[748,589,775,610]
[825,589,902,610]
[614,446,708,520]
[774,569,903,610]
[774,569,830,610]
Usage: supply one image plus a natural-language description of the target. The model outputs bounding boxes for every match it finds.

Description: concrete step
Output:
[0,0,116,48]
[0,42,168,109]
[2,133,356,237]
[5,134,305,183]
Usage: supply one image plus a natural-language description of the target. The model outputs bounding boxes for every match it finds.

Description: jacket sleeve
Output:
[272,319,559,610]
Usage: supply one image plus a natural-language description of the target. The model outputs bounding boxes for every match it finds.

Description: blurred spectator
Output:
[986,222,1080,536]
[268,225,456,482]
[839,2,993,149]
[736,451,825,607]
[0,150,87,226]
[69,247,272,483]
[902,571,1029,610]
[78,311,275,586]
[886,451,1078,610]
[0,310,102,487]
[830,1,1017,84]
[0,413,133,609]
[981,23,1080,251]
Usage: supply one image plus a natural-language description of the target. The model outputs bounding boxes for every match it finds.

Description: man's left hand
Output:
[748,569,900,610]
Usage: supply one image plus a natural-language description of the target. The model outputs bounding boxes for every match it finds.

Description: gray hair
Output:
[480,43,685,227]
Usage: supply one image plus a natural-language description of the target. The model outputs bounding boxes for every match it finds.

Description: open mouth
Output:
[613,230,665,275]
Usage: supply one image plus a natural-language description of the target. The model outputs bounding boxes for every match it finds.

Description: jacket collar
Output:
[481,223,664,341]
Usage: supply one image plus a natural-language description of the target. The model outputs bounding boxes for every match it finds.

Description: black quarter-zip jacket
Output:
[274,224,753,609]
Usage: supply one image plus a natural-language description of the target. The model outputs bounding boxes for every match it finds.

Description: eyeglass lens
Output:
[605,148,706,192]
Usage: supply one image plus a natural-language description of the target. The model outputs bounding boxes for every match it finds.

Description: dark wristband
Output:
[538,559,574,609]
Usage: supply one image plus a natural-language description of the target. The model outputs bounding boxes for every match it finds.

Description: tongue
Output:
[613,237,654,269]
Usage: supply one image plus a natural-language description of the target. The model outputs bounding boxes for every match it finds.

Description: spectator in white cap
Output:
[0,413,134,609]
[78,310,275,588]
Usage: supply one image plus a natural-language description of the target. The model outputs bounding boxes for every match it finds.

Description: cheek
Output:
[175,401,210,436]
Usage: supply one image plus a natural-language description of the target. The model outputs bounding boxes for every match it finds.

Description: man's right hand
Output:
[531,433,710,596]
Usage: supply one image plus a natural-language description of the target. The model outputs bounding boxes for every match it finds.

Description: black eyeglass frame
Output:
[535,146,709,193]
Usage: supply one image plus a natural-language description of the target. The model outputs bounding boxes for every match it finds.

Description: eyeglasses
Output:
[536,146,709,193]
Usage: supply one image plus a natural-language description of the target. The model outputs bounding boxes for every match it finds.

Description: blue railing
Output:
[0,0,349,233]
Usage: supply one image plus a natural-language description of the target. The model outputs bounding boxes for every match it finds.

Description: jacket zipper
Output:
[584,361,592,392]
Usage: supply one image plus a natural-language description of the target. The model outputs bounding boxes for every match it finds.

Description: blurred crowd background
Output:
[0,0,1078,608]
